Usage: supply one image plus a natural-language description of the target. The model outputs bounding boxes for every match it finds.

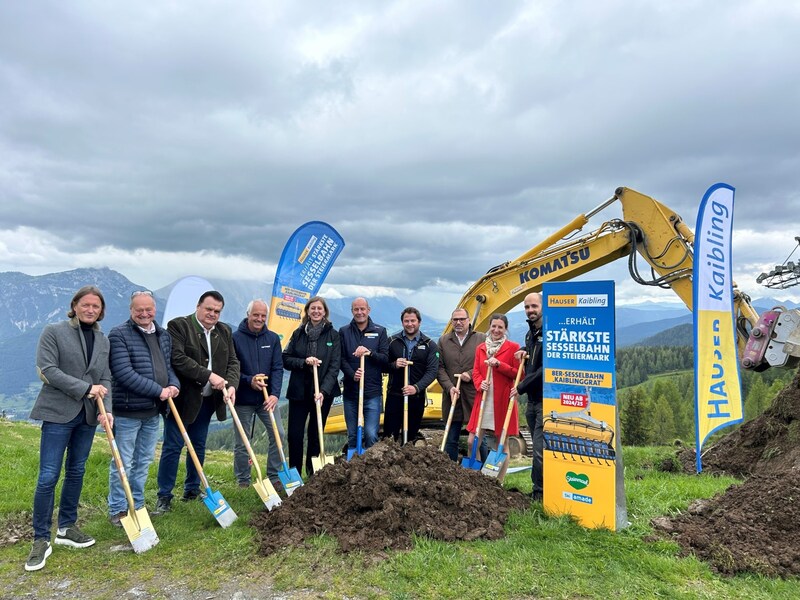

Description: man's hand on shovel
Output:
[89,386,113,431]
[449,374,464,405]
[221,381,236,405]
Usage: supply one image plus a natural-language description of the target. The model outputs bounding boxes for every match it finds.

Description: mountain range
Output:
[1,267,796,417]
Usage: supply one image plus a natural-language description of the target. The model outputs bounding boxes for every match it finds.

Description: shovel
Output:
[462,364,492,470]
[96,396,159,553]
[440,375,462,453]
[402,361,414,445]
[223,386,281,510]
[311,364,335,472]
[482,359,527,478]
[166,396,238,527]
[348,351,370,460]
[257,376,304,496]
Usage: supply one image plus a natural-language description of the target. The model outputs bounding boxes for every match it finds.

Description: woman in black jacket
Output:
[282,296,341,475]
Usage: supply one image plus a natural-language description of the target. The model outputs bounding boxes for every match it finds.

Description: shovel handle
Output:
[403,363,411,444]
[96,396,138,521]
[223,386,267,485]
[357,352,368,427]
[311,365,327,461]
[166,396,211,490]
[497,359,527,448]
[257,377,290,465]
[472,364,493,448]
[440,374,462,452]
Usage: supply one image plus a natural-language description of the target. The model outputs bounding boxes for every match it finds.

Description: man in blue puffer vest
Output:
[231,299,286,490]
[107,291,180,526]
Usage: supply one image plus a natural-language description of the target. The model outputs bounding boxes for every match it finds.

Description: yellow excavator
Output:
[325,187,800,443]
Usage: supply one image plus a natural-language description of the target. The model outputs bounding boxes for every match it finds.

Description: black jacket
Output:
[386,332,439,401]
[517,319,543,404]
[283,321,341,401]
[339,317,389,399]
[167,314,240,425]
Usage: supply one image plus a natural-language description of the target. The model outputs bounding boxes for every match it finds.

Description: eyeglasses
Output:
[131,290,154,299]
[451,317,468,322]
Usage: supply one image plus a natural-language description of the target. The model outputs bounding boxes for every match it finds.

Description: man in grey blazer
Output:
[26,286,113,572]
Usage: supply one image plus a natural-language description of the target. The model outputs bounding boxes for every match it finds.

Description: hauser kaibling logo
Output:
[566,472,589,490]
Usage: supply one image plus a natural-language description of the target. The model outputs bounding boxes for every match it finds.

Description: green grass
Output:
[2,419,799,599]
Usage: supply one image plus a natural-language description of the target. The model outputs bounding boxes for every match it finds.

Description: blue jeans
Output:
[107,414,161,514]
[232,403,285,486]
[443,419,462,461]
[33,408,97,540]
[343,394,382,450]
[157,397,215,499]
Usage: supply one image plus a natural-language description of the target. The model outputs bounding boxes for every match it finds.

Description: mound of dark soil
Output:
[668,369,800,477]
[651,471,800,578]
[653,368,800,578]
[252,440,529,555]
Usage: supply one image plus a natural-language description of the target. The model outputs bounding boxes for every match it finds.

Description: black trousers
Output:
[383,392,425,444]
[287,395,333,476]
[525,400,544,495]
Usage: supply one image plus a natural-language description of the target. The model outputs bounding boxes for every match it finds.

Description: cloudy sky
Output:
[1,1,799,318]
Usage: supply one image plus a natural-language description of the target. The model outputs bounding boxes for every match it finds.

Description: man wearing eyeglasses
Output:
[107,291,180,527]
[155,291,240,514]
[436,308,485,461]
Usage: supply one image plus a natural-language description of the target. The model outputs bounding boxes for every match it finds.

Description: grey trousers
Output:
[232,403,285,487]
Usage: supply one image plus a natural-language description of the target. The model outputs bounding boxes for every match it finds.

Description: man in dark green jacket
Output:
[154,291,239,514]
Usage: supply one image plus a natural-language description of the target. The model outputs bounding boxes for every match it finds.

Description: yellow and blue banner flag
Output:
[267,222,345,344]
[693,183,742,473]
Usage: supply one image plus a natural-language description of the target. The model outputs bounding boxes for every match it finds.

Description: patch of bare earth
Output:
[252,440,529,555]
[653,369,800,578]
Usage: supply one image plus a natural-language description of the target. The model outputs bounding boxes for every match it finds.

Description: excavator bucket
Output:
[543,412,616,464]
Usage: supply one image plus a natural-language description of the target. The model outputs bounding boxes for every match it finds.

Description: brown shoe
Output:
[109,511,127,528]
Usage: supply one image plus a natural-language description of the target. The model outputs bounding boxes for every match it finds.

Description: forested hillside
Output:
[615,345,796,446]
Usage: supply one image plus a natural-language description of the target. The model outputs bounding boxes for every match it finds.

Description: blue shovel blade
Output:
[461,455,482,470]
[278,466,303,496]
[203,488,237,528]
[482,449,507,476]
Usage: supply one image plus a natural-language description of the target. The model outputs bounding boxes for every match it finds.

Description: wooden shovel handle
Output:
[166,396,211,490]
[96,396,138,516]
[497,358,527,447]
[256,376,289,464]
[223,386,266,483]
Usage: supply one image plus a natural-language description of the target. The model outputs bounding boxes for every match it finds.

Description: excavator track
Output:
[519,428,534,458]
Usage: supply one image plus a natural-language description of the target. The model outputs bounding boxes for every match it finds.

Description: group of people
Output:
[25,285,545,573]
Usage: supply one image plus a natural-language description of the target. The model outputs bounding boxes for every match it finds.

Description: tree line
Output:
[617,346,795,446]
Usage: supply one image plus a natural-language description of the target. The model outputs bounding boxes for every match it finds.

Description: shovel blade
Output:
[481,449,507,478]
[461,455,483,470]
[203,488,238,528]
[121,508,159,554]
[253,480,282,511]
[278,466,304,497]
[311,455,334,473]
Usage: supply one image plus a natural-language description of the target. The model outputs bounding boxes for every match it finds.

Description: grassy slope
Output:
[1,420,798,599]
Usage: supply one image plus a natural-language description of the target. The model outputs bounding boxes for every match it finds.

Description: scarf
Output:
[484,333,507,358]
[305,321,325,357]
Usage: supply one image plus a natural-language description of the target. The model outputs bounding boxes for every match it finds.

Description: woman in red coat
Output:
[467,313,520,457]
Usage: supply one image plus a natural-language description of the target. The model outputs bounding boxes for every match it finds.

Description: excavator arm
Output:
[451,187,799,372]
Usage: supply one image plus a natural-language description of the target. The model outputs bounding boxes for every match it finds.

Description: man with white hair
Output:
[231,299,286,491]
